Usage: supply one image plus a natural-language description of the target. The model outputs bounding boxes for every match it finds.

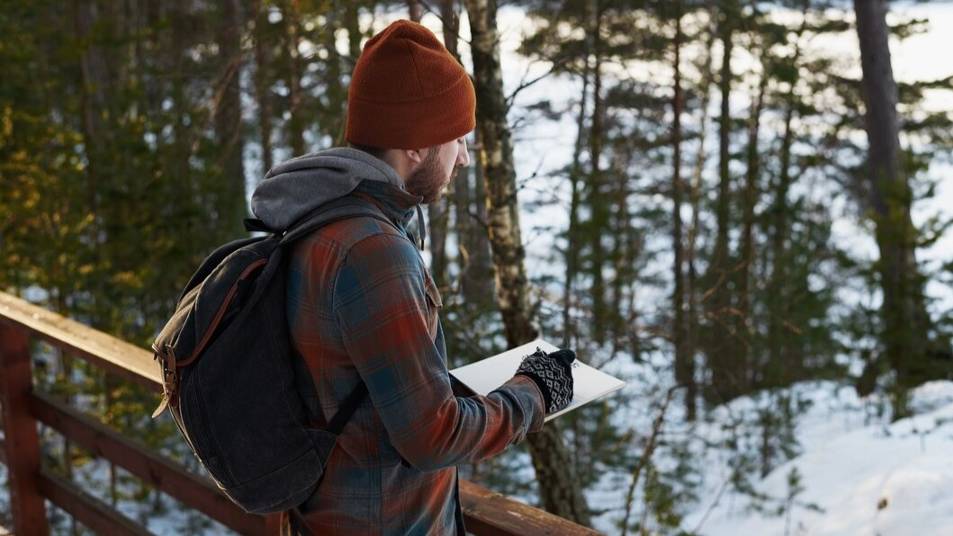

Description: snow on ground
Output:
[0,464,8,534]
[641,380,953,536]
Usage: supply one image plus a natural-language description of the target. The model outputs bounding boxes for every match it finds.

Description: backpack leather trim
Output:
[176,258,268,368]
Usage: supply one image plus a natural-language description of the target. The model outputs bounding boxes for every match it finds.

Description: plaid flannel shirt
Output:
[286,182,545,535]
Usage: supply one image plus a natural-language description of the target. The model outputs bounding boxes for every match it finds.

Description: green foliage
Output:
[0,0,375,531]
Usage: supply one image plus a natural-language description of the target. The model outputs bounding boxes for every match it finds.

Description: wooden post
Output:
[263,512,284,535]
[0,323,49,534]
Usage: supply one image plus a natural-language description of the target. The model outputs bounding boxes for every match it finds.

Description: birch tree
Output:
[463,0,591,524]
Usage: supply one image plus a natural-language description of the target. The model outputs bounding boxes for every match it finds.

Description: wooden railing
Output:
[0,291,599,535]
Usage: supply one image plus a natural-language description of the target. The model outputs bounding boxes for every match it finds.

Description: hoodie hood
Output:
[250,147,427,246]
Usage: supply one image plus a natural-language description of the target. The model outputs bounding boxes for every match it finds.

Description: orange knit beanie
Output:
[345,20,476,150]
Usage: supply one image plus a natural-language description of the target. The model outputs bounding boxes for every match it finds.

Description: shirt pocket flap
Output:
[423,273,443,309]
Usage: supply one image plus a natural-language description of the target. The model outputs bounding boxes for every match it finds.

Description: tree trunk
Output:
[74,0,111,222]
[687,8,717,415]
[167,0,195,256]
[738,50,767,388]
[768,4,808,388]
[768,81,797,388]
[214,0,246,235]
[463,0,591,525]
[322,6,347,146]
[253,0,273,175]
[344,2,363,65]
[562,55,590,349]
[611,151,635,360]
[451,0,496,315]
[425,163,448,292]
[280,0,305,156]
[407,0,424,22]
[854,0,936,418]
[704,0,741,403]
[441,0,460,56]
[467,126,496,306]
[587,1,608,346]
[671,2,695,420]
[443,0,465,288]
[454,147,475,297]
[424,0,460,291]
[464,0,541,360]
[457,127,496,308]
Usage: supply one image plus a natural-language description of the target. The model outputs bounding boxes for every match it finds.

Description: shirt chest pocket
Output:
[423,272,442,340]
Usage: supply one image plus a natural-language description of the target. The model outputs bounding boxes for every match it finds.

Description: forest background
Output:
[2,0,953,534]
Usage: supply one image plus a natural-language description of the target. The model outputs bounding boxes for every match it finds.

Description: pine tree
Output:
[853,0,947,418]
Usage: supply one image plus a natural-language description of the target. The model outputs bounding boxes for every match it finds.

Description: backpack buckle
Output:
[152,346,179,418]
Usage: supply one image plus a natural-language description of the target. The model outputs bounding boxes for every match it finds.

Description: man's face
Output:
[404,136,471,204]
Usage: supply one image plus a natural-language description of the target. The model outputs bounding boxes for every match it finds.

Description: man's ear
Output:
[404,147,427,164]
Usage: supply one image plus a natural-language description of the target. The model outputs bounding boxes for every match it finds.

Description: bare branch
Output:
[505,60,566,112]
[620,385,680,536]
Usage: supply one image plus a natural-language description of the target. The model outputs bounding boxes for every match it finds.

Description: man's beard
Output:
[404,149,455,204]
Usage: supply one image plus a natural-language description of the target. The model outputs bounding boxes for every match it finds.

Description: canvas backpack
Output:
[151,195,395,520]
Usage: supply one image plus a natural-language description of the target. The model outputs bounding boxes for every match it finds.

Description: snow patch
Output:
[670,381,953,536]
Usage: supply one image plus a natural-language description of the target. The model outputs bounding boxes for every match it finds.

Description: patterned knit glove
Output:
[514,347,575,414]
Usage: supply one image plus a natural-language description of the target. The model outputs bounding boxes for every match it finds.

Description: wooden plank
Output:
[29,392,267,535]
[0,323,50,535]
[0,292,161,391]
[37,470,151,536]
[0,410,5,465]
[459,479,602,536]
[263,513,284,535]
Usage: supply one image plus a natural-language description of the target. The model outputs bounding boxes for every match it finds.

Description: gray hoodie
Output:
[250,147,427,248]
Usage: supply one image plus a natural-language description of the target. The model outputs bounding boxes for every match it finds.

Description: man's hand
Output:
[514,347,575,414]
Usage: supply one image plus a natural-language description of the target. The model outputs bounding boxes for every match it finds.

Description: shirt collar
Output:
[353,179,427,250]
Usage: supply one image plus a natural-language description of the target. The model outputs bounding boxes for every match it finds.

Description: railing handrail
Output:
[0,291,600,535]
[0,292,161,389]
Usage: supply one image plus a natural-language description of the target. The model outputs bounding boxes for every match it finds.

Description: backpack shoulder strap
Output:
[326,382,369,435]
[177,235,267,303]
[279,195,398,246]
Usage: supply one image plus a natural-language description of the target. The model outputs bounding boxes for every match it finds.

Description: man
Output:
[250,20,575,535]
